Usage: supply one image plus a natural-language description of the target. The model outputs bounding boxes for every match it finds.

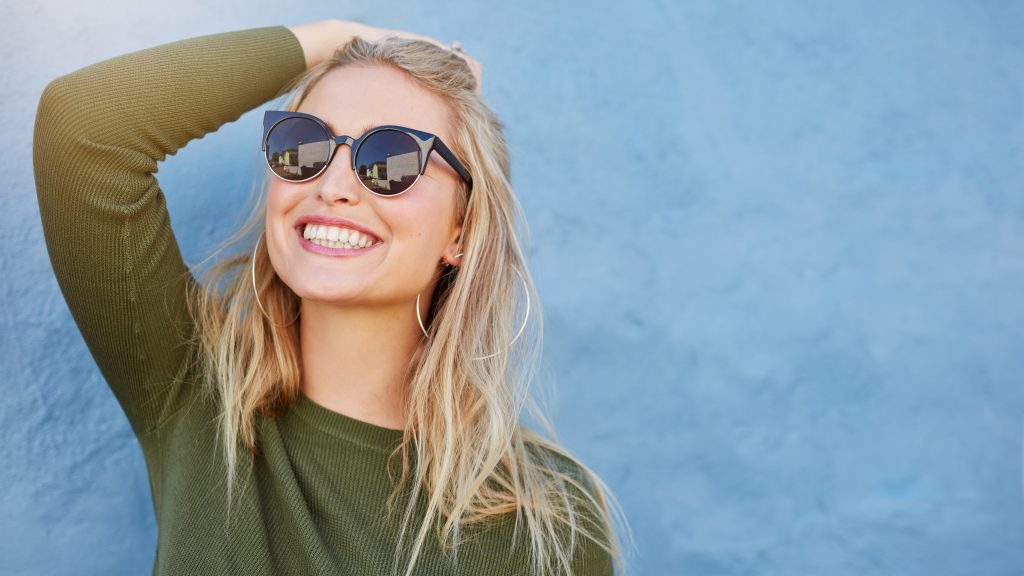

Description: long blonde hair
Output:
[184,35,633,576]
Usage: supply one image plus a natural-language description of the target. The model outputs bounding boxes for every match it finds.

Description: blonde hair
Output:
[184,35,633,576]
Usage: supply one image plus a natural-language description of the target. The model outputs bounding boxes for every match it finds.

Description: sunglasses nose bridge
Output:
[311,135,366,203]
[332,135,357,168]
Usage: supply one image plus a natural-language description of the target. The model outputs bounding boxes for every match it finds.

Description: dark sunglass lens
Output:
[265,117,332,181]
[355,130,422,195]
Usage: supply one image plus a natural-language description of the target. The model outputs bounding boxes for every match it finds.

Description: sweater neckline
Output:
[290,389,405,452]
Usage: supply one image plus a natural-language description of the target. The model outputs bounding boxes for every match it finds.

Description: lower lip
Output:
[295,226,383,257]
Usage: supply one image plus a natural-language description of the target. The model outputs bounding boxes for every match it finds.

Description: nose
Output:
[315,141,363,205]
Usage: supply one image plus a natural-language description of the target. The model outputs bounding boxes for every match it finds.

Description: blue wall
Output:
[4,2,1023,575]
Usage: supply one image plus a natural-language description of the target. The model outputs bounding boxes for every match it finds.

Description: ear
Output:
[441,223,464,267]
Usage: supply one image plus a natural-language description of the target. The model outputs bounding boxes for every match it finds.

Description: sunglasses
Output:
[261,110,473,196]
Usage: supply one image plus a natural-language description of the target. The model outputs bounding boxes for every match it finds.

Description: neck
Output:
[298,297,427,431]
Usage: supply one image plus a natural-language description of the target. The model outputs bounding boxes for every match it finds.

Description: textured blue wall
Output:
[4,1,1023,575]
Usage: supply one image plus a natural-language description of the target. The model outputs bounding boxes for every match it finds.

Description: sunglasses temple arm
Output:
[432,139,474,190]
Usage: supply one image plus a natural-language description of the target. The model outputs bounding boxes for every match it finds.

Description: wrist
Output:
[288,19,353,70]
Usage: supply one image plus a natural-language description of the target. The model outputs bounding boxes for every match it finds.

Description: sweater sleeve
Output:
[32,26,307,438]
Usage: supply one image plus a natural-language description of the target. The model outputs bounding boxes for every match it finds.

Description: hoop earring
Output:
[252,231,300,328]
[440,251,464,268]
[416,266,530,361]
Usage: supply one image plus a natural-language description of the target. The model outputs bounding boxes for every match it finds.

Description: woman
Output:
[34,18,631,576]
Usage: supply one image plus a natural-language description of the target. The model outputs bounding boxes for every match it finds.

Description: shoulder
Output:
[524,440,617,575]
[525,439,601,498]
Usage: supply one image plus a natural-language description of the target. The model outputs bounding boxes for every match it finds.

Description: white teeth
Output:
[302,223,378,249]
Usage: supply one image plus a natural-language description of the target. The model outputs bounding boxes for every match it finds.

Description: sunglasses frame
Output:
[261,110,473,196]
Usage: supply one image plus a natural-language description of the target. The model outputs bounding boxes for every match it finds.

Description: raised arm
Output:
[32,26,307,437]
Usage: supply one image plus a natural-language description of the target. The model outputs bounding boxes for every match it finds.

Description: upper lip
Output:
[295,215,383,242]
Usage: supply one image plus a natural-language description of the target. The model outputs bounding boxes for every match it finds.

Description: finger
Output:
[454,53,483,92]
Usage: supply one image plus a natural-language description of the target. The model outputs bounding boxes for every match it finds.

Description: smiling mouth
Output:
[297,223,383,249]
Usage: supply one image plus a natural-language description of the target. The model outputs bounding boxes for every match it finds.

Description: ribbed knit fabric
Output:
[32,25,613,576]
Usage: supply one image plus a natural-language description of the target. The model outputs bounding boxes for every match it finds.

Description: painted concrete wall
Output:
[4,1,1023,575]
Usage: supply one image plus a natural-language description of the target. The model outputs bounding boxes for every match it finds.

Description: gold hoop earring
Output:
[415,266,530,361]
[252,231,300,327]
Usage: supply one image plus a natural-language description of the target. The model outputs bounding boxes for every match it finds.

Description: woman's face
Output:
[265,64,464,310]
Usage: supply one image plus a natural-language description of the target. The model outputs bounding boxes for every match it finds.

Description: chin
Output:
[285,279,366,304]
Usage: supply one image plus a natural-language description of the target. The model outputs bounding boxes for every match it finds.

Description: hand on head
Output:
[288,19,484,94]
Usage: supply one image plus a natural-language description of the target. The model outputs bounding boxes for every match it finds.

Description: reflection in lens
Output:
[266,117,332,180]
[356,130,421,195]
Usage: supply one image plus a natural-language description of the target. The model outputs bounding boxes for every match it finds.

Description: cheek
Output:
[263,184,300,271]
[390,199,452,249]
[265,183,305,239]
[266,182,288,219]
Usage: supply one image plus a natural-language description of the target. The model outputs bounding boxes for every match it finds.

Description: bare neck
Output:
[298,298,425,431]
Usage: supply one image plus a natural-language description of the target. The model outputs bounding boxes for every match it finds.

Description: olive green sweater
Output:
[32,25,613,576]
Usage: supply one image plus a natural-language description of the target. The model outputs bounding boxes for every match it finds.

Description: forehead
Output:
[297,64,454,142]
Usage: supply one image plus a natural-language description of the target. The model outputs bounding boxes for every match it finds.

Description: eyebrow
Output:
[322,118,379,138]
[353,122,377,136]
